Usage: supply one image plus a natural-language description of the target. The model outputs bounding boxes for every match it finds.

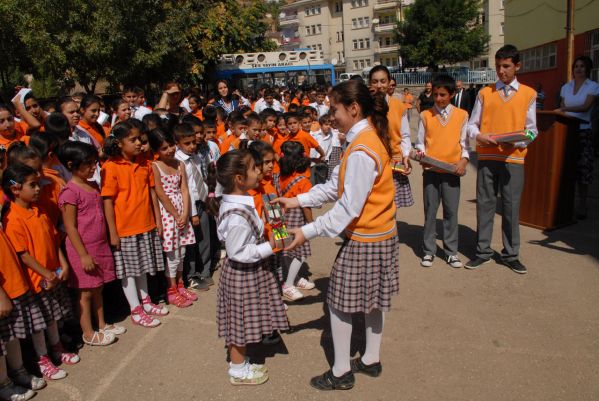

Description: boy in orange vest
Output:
[465,45,537,274]
[415,75,469,269]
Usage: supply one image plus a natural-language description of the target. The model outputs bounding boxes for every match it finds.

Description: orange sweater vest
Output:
[388,97,407,158]
[476,84,536,164]
[421,107,468,171]
[338,127,396,242]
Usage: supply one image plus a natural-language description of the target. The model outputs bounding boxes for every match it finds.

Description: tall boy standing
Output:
[465,45,537,274]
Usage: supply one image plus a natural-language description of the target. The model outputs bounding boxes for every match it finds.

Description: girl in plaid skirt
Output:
[214,150,288,386]
[102,121,167,329]
[2,164,80,381]
[275,141,316,302]
[0,227,47,399]
[275,81,400,391]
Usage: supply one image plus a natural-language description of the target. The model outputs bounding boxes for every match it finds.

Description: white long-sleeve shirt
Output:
[400,109,412,157]
[297,119,378,240]
[415,104,469,159]
[467,78,538,141]
[217,195,274,263]
[175,148,208,216]
[255,98,285,113]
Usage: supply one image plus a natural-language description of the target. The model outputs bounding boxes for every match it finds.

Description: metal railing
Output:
[391,70,497,85]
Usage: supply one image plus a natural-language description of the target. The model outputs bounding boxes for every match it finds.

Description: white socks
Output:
[228,362,246,378]
[329,306,352,377]
[285,258,303,288]
[121,277,141,310]
[363,309,385,365]
[165,248,186,278]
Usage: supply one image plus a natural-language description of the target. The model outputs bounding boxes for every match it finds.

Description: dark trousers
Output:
[183,201,212,280]
[422,171,460,257]
[475,160,524,262]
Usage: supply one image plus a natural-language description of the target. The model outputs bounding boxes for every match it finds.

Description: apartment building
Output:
[469,0,505,69]
[279,0,410,73]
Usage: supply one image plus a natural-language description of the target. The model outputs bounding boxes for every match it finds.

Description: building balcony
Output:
[374,23,396,33]
[374,0,399,11]
[279,14,299,26]
[375,43,399,53]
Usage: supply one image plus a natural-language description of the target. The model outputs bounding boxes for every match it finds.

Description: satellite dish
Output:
[331,58,338,65]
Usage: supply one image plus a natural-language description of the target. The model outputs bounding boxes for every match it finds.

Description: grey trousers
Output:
[184,201,212,279]
[476,160,524,262]
[422,171,461,257]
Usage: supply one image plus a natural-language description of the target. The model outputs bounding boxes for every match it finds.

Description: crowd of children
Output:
[0,44,538,395]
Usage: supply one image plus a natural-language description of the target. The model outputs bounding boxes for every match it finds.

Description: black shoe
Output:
[350,357,382,377]
[503,259,527,274]
[310,370,355,391]
[201,276,215,286]
[261,331,281,346]
[464,257,491,270]
[188,277,209,291]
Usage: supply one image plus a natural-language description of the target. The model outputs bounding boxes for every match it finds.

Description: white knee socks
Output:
[121,277,140,310]
[363,309,385,365]
[285,257,303,288]
[165,248,186,278]
[329,306,353,377]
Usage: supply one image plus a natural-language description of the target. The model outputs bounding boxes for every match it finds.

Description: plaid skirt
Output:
[283,208,311,260]
[217,258,289,347]
[393,172,414,208]
[327,235,400,313]
[38,283,74,324]
[113,230,166,279]
[0,291,48,349]
[328,147,343,180]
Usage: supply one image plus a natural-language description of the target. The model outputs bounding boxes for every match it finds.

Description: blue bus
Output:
[216,51,336,92]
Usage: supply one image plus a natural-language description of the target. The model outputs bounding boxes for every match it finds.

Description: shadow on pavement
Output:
[396,220,477,260]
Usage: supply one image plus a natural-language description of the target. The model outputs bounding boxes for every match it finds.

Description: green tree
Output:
[397,0,490,70]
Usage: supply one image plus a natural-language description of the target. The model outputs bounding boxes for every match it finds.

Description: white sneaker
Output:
[229,363,268,386]
[296,278,315,290]
[282,285,304,301]
[420,255,434,267]
[446,255,463,268]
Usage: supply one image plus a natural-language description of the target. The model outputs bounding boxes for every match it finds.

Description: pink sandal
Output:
[177,282,198,301]
[141,296,169,316]
[168,287,192,308]
[50,343,80,365]
[130,305,160,328]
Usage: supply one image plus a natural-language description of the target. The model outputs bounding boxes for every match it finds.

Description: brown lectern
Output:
[520,111,582,230]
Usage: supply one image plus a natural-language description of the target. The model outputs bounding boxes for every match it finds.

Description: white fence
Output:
[391,70,497,86]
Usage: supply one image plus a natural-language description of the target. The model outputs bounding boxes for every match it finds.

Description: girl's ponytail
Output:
[103,120,136,158]
[370,92,391,156]
[205,161,220,217]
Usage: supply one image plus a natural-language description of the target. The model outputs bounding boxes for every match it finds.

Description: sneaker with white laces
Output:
[296,277,315,290]
[0,378,35,401]
[446,255,463,268]
[10,368,46,391]
[229,363,269,386]
[282,285,304,301]
[37,355,67,380]
[420,255,434,267]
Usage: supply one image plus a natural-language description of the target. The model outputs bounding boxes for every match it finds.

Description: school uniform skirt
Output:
[327,235,400,314]
[113,230,166,279]
[217,258,289,347]
[393,172,414,208]
[39,283,74,324]
[283,208,311,260]
[0,292,48,355]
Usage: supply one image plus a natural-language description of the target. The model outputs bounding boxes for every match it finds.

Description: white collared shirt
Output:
[255,98,285,113]
[298,118,379,240]
[175,148,208,216]
[310,129,334,160]
[217,194,274,263]
[416,104,469,159]
[207,140,221,163]
[467,78,537,140]
[309,102,330,118]
[131,105,152,121]
[560,79,599,129]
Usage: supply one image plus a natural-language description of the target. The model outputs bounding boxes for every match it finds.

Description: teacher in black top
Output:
[416,81,434,112]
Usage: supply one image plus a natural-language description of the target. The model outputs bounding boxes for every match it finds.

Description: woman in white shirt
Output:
[556,56,599,219]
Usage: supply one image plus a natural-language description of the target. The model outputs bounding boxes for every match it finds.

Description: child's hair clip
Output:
[208,192,215,198]
[9,179,18,186]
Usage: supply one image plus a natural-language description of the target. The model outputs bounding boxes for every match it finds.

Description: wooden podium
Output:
[520,111,582,230]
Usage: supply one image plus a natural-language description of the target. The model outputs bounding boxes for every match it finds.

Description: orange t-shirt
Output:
[193,110,203,121]
[37,167,66,227]
[78,120,106,146]
[285,130,319,155]
[2,202,60,293]
[100,156,157,237]
[0,229,30,299]
[277,172,312,198]
[219,135,240,154]
[291,98,300,106]
[216,123,227,143]
[0,129,25,149]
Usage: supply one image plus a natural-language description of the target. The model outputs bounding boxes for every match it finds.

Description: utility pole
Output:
[565,0,575,80]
